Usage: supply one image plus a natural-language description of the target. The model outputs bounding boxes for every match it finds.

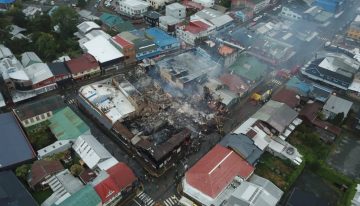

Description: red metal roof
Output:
[271,88,300,108]
[106,162,137,192]
[65,53,99,74]
[219,73,249,94]
[94,162,136,204]
[184,20,211,34]
[112,35,133,49]
[182,0,204,10]
[94,176,120,203]
[185,144,254,198]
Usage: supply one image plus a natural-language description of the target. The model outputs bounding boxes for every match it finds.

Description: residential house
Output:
[144,11,161,27]
[225,174,283,206]
[28,160,64,190]
[22,6,42,18]
[271,88,300,109]
[21,52,42,67]
[159,16,182,34]
[49,106,91,141]
[56,185,102,206]
[182,144,255,206]
[41,169,84,206]
[73,134,114,170]
[219,73,249,97]
[192,8,234,30]
[0,171,38,206]
[100,12,134,32]
[111,34,136,64]
[0,112,36,170]
[91,162,137,206]
[166,3,186,19]
[323,95,353,120]
[117,0,150,18]
[76,21,101,37]
[347,15,360,41]
[13,95,65,128]
[146,0,166,9]
[65,53,100,80]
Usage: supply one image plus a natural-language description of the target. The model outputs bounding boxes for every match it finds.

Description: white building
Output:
[147,0,166,9]
[281,7,302,20]
[72,134,114,170]
[117,0,150,18]
[22,6,42,19]
[176,19,215,45]
[166,3,186,19]
[159,16,182,33]
[37,140,72,159]
[193,0,214,7]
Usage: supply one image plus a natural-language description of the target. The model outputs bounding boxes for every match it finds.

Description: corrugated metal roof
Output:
[57,185,101,206]
[49,107,90,141]
[0,112,35,169]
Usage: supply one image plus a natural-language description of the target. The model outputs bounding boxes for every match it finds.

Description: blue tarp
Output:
[0,0,15,4]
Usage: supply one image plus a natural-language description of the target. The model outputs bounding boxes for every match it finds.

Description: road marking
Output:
[133,200,142,206]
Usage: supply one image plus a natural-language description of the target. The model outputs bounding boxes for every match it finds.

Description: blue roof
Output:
[0,0,15,3]
[286,77,311,96]
[0,171,38,206]
[0,112,35,169]
[145,28,179,48]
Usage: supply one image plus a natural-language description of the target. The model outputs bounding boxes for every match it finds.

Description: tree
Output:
[15,164,31,180]
[70,164,83,176]
[51,6,79,39]
[330,112,344,126]
[33,32,58,61]
[77,0,87,9]
[29,14,52,33]
[8,8,28,28]
[0,17,11,43]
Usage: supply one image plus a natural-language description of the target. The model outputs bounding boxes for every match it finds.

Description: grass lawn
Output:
[31,188,52,204]
[25,121,56,150]
[255,152,304,191]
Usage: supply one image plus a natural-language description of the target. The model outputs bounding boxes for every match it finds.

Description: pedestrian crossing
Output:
[65,97,77,105]
[134,191,155,206]
[270,79,282,86]
[163,195,179,206]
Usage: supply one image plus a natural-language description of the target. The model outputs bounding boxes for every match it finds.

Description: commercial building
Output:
[191,8,234,30]
[315,0,342,12]
[144,11,161,27]
[78,76,137,129]
[111,34,136,64]
[145,27,180,50]
[228,54,267,84]
[166,3,186,19]
[91,162,138,206]
[47,62,72,84]
[192,0,214,7]
[56,185,102,206]
[146,0,166,9]
[13,95,65,128]
[157,48,220,90]
[182,144,255,205]
[76,21,101,37]
[301,53,360,90]
[0,112,36,170]
[82,35,124,69]
[65,53,100,80]
[232,0,270,14]
[117,0,150,18]
[37,140,72,159]
[176,19,215,45]
[0,171,38,206]
[49,106,91,141]
[347,15,360,41]
[99,12,134,32]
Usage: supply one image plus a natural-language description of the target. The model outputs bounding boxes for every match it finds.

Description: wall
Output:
[22,111,53,127]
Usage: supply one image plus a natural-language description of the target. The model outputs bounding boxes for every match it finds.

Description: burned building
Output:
[78,74,194,176]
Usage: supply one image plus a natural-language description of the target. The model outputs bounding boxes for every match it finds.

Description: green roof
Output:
[49,107,90,140]
[229,54,267,82]
[100,12,134,32]
[55,185,101,206]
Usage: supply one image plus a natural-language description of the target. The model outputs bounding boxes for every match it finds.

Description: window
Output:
[41,114,45,119]
[30,118,34,123]
[47,112,51,117]
[36,116,40,121]
[24,119,29,125]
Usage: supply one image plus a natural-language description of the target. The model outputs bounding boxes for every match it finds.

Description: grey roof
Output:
[323,95,353,117]
[226,174,283,206]
[48,62,71,76]
[252,100,298,133]
[0,171,38,206]
[286,187,329,206]
[209,14,233,28]
[166,2,185,10]
[194,8,223,21]
[0,44,13,60]
[220,133,263,165]
[0,112,35,169]
[56,169,84,194]
[21,52,42,67]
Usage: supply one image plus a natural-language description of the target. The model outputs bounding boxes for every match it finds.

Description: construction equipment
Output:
[251,89,272,104]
